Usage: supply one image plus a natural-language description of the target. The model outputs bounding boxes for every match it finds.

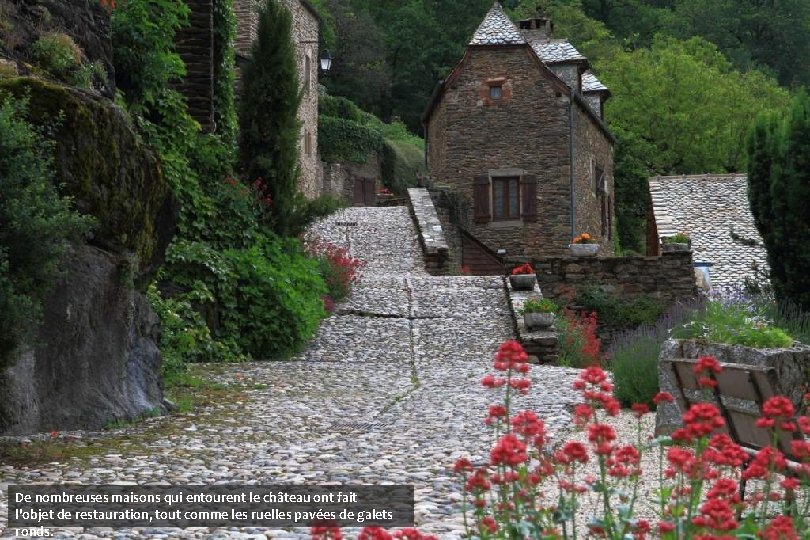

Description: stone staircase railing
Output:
[407,188,449,275]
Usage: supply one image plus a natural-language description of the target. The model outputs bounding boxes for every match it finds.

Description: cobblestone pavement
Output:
[1,207,581,539]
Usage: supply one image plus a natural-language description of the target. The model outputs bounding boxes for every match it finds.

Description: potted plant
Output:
[569,232,599,257]
[662,232,691,252]
[509,263,536,290]
[520,297,557,330]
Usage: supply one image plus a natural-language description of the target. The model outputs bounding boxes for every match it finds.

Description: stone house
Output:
[648,174,769,290]
[422,2,615,272]
[175,0,322,199]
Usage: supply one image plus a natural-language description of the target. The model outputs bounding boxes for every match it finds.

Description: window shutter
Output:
[520,174,538,221]
[365,179,376,206]
[473,175,491,223]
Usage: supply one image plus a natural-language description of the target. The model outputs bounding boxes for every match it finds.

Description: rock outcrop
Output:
[0,78,177,435]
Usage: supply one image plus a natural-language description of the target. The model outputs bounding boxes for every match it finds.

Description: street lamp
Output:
[319,50,333,73]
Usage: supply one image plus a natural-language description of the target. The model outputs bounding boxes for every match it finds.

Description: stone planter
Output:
[509,274,536,290]
[656,338,810,436]
[662,243,690,253]
[524,312,555,330]
[568,243,600,257]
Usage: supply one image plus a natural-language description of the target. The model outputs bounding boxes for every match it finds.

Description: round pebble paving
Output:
[0,207,582,539]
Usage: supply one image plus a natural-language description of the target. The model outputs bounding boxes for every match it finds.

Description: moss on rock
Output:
[0,77,177,288]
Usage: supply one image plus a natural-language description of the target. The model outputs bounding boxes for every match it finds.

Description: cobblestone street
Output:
[1,207,582,539]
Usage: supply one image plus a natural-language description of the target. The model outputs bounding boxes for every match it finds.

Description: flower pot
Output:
[569,243,600,257]
[509,274,536,290]
[662,242,689,253]
[524,312,555,330]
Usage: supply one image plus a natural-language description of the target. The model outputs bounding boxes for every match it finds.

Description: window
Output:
[490,85,502,99]
[304,55,311,94]
[594,165,606,194]
[304,130,312,156]
[492,177,520,220]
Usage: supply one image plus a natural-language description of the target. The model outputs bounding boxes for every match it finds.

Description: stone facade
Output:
[532,250,697,304]
[408,188,450,275]
[233,0,321,198]
[423,4,614,269]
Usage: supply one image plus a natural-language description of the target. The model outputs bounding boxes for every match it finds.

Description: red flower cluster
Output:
[511,263,534,275]
[99,0,116,8]
[490,433,528,466]
[483,340,531,395]
[694,355,722,389]
[672,402,725,442]
[308,240,365,301]
[573,366,620,416]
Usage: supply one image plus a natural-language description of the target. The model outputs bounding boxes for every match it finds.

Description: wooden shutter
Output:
[473,175,491,223]
[520,174,537,221]
[353,178,364,206]
[364,179,376,206]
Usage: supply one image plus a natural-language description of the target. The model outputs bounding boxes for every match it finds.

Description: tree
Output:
[747,92,810,311]
[238,0,302,235]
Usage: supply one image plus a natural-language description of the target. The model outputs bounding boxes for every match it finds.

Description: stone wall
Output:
[407,188,449,275]
[532,250,697,304]
[573,99,615,255]
[428,187,465,273]
[322,155,381,203]
[233,0,321,198]
[425,45,613,260]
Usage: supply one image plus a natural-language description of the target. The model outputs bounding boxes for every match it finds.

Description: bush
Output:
[606,299,701,407]
[30,32,82,77]
[575,286,666,328]
[556,310,600,368]
[318,115,384,163]
[307,240,364,302]
[0,93,93,366]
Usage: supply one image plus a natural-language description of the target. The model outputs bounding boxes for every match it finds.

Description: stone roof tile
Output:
[530,39,586,64]
[582,70,608,92]
[470,2,526,46]
[648,174,769,289]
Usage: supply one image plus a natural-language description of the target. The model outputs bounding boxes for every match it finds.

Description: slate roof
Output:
[530,39,587,64]
[582,70,608,92]
[470,2,526,46]
[648,174,769,290]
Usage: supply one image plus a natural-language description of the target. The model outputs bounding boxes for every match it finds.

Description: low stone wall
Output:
[532,251,697,303]
[407,188,449,275]
[656,339,810,435]
[506,277,559,364]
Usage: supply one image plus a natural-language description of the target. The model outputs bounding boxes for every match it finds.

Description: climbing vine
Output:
[212,0,237,151]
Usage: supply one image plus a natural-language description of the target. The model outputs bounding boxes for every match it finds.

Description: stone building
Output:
[422,2,615,271]
[234,0,321,199]
[648,174,769,290]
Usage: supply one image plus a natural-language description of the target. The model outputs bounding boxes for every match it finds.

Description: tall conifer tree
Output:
[239,0,302,235]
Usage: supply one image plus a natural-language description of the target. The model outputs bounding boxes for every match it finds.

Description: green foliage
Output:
[747,92,810,312]
[212,0,238,149]
[673,300,794,348]
[221,236,327,359]
[0,93,93,366]
[380,138,425,195]
[609,335,661,407]
[319,115,383,163]
[30,32,81,76]
[520,298,558,314]
[239,0,302,237]
[111,0,189,114]
[575,286,665,328]
[662,233,690,244]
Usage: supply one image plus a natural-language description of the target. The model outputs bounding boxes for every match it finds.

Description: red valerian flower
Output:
[743,447,787,480]
[490,433,528,466]
[760,515,799,540]
[691,498,737,531]
[511,410,545,441]
[393,529,438,540]
[680,402,725,440]
[704,433,748,468]
[359,528,393,540]
[573,403,594,426]
[588,423,617,455]
[311,524,343,540]
[760,396,796,432]
[481,374,505,388]
[479,517,498,533]
[607,445,641,478]
[706,478,740,503]
[557,441,589,464]
[631,403,650,418]
[694,355,722,375]
[465,469,490,492]
[653,392,674,405]
[452,458,473,474]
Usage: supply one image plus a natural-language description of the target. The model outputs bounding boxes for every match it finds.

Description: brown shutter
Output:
[473,175,491,223]
[520,174,537,221]
[365,179,376,206]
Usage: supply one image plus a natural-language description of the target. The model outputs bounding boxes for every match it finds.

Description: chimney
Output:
[518,7,554,40]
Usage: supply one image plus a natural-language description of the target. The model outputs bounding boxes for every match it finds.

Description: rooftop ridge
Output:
[470,2,526,46]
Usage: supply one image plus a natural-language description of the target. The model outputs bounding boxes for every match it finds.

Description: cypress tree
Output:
[747,92,810,310]
[239,0,302,235]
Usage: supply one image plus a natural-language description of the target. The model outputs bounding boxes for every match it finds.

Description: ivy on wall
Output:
[212,0,237,150]
[318,115,383,164]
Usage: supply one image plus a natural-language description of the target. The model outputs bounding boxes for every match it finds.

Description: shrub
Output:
[575,286,666,328]
[606,299,703,407]
[318,115,383,163]
[307,240,364,303]
[557,310,600,368]
[662,232,690,244]
[0,93,93,366]
[519,298,557,314]
[30,32,82,78]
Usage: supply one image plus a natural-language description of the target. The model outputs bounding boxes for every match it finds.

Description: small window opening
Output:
[490,85,503,100]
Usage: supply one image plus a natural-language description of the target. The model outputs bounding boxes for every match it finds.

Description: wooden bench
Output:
[661,358,805,499]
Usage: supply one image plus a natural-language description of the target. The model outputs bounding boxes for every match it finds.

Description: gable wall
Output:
[426,46,573,258]
[573,103,615,254]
